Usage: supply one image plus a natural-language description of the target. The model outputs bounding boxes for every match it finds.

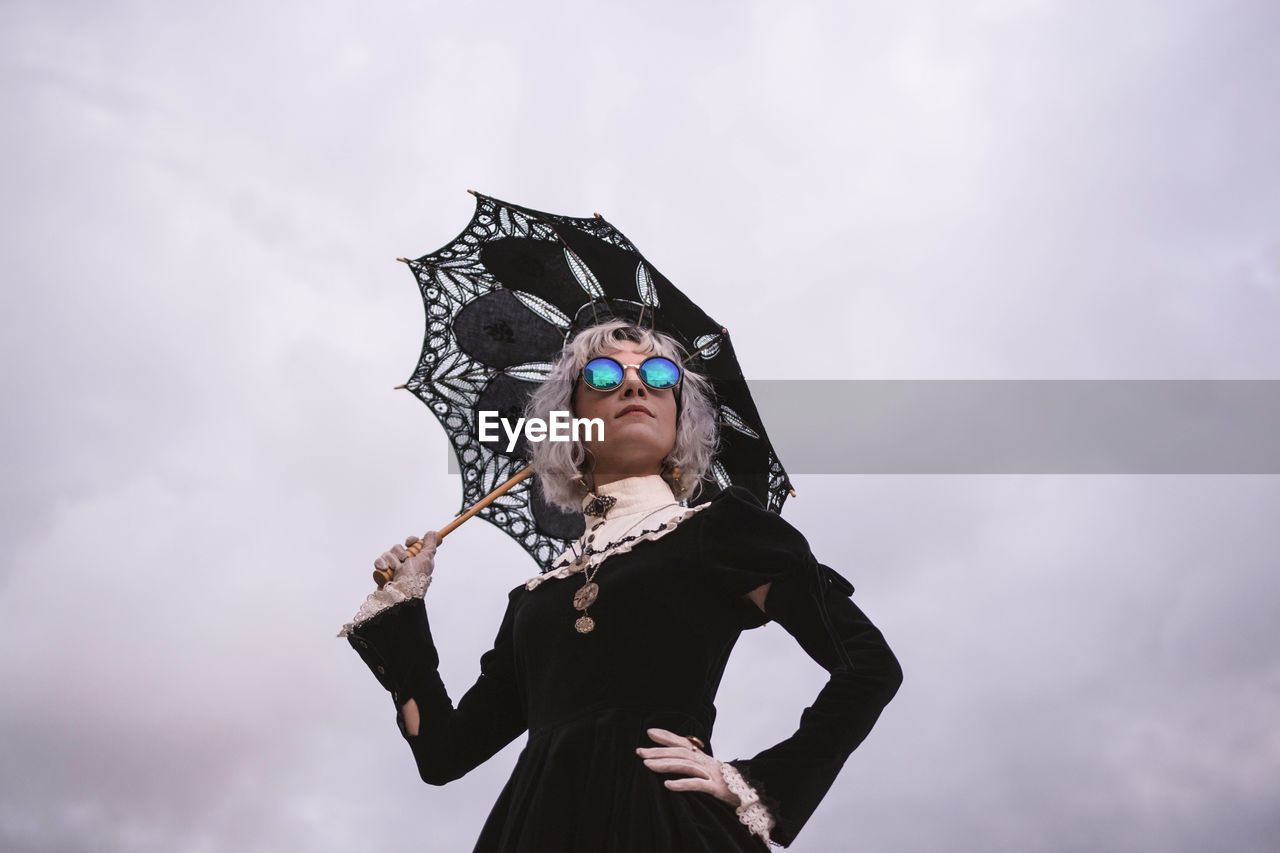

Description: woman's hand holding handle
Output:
[372,465,534,587]
[373,532,438,588]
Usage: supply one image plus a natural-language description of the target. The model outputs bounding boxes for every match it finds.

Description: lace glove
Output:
[637,727,776,845]
[337,533,438,637]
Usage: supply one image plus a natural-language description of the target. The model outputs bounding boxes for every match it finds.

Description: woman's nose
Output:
[620,367,647,396]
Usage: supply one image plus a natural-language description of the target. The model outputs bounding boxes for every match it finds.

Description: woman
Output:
[340,321,903,850]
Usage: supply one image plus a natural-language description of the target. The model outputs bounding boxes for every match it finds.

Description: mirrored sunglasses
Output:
[580,356,682,392]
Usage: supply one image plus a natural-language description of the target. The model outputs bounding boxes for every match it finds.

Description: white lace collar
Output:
[585,474,678,516]
[525,475,708,590]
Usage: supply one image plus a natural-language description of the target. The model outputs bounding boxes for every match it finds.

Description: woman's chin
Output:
[589,450,669,481]
[604,419,671,444]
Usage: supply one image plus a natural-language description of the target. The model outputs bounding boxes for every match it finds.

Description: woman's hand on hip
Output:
[637,728,740,808]
[374,532,438,583]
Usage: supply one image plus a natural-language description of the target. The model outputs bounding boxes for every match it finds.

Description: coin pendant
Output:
[573,582,599,610]
[574,615,595,634]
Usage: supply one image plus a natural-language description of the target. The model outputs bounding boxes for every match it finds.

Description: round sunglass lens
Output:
[639,357,681,389]
[582,358,624,389]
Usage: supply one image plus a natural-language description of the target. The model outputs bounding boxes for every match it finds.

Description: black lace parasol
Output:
[397,191,793,572]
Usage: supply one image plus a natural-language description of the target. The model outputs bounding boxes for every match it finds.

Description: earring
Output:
[664,463,685,497]
[575,459,595,495]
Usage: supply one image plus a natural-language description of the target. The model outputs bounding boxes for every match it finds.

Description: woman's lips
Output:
[615,405,654,418]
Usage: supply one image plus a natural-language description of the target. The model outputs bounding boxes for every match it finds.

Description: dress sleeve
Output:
[336,573,432,638]
[346,584,528,785]
[702,487,904,847]
[696,487,816,630]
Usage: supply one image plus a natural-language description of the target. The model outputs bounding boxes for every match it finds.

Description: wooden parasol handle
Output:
[373,464,536,588]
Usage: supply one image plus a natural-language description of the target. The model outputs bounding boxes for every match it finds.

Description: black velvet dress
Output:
[348,487,902,851]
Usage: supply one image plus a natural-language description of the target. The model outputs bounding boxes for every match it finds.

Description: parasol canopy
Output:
[398,192,793,571]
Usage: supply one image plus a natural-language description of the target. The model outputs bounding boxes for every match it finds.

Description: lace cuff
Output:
[720,761,776,846]
[336,573,432,638]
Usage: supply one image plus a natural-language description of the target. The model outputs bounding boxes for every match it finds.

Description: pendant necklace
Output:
[569,503,679,634]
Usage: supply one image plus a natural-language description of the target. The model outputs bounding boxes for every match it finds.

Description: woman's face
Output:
[572,339,679,484]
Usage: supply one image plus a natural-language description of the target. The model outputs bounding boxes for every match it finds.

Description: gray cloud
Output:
[3,1,1279,850]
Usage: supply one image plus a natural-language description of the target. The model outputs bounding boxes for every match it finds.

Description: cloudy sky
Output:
[3,1,1279,851]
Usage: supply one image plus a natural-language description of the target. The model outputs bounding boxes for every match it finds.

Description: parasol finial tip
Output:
[593,212,602,219]
[467,188,478,197]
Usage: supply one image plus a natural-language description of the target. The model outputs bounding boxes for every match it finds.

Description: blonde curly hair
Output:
[524,321,718,511]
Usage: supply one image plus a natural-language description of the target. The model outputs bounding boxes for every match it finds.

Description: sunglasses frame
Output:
[579,355,683,392]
